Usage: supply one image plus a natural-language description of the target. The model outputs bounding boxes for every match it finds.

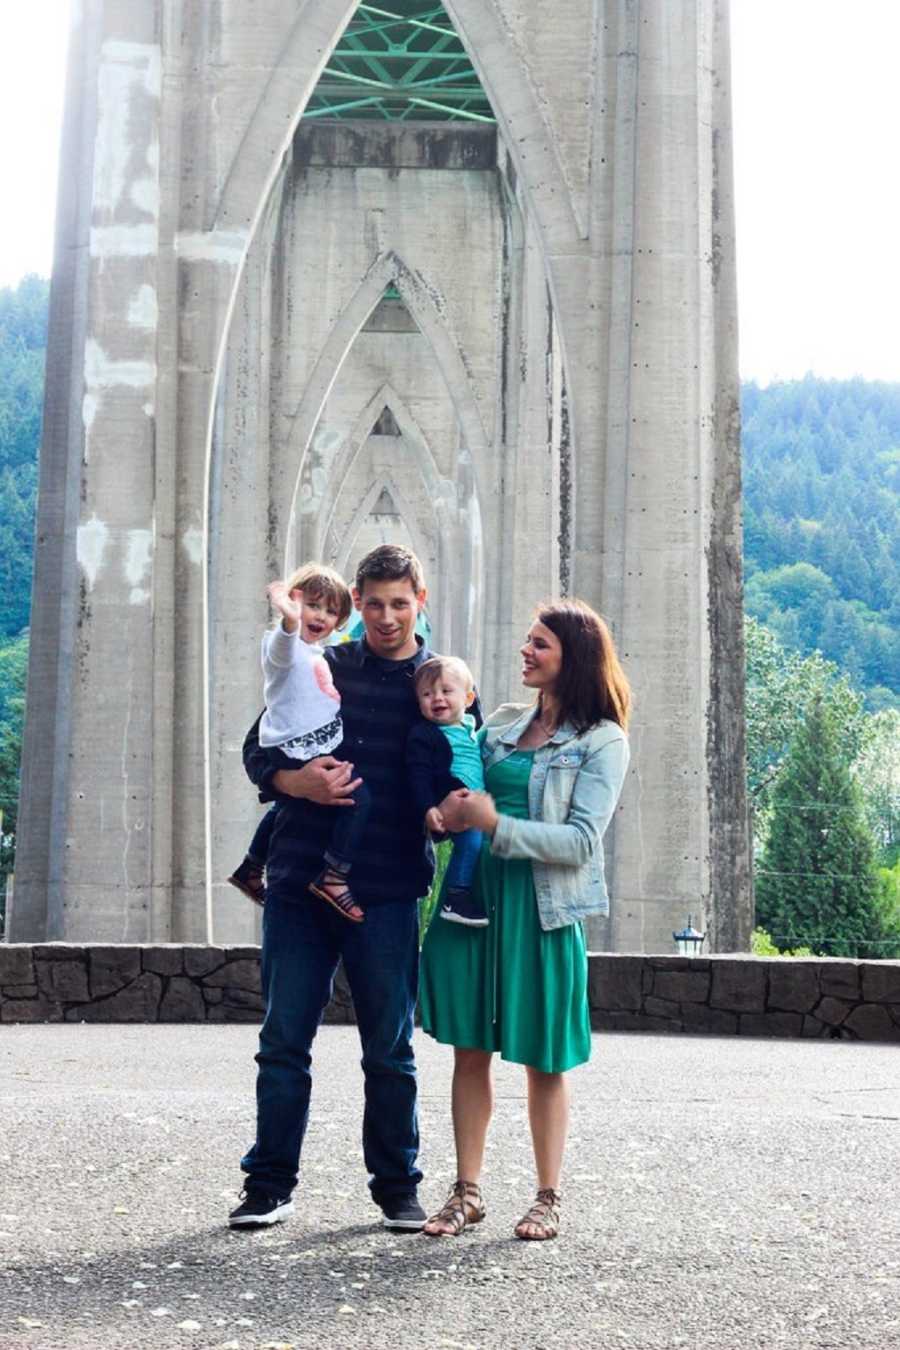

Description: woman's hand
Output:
[464,791,500,835]
[438,788,499,835]
[437,789,470,832]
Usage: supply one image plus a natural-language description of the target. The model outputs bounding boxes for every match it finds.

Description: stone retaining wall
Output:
[0,945,350,1026]
[2,946,899,1041]
[589,954,900,1042]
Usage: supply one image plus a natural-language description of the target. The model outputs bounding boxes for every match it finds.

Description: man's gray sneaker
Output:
[229,1189,293,1228]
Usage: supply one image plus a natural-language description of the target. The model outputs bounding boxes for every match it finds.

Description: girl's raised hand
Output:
[267,579,303,632]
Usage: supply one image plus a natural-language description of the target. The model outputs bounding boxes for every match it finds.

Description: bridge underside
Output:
[12,0,750,954]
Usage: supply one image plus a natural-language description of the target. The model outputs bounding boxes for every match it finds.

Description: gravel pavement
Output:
[1,1025,899,1350]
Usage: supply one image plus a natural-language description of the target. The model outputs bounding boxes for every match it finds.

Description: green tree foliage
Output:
[0,274,48,640]
[743,376,900,706]
[419,840,451,942]
[875,861,900,940]
[744,616,865,829]
[749,927,811,958]
[0,634,28,912]
[852,709,900,865]
[755,693,896,958]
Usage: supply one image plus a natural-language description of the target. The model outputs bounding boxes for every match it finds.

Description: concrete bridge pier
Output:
[12,0,750,953]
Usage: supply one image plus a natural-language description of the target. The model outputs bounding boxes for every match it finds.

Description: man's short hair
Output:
[355,544,425,596]
[284,561,353,626]
[414,655,475,695]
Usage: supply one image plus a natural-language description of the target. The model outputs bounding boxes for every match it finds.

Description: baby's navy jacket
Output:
[405,721,467,824]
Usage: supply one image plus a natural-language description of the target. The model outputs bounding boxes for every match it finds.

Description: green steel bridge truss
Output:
[304,1,495,123]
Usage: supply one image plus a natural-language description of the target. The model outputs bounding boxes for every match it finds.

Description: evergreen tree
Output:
[756,693,895,957]
[0,634,27,926]
[853,708,900,865]
[0,276,48,641]
[744,617,866,826]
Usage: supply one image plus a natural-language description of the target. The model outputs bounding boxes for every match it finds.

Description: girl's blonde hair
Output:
[285,561,353,627]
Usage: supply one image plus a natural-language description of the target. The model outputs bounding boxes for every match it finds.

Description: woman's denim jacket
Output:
[482,703,630,932]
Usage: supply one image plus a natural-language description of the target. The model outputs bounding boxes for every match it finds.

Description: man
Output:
[229,544,433,1231]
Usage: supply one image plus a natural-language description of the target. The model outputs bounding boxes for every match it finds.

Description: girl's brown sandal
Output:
[308,869,364,923]
[514,1187,561,1240]
[422,1180,486,1237]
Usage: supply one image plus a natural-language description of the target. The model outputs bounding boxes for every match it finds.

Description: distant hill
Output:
[0,279,897,707]
[0,274,47,641]
[742,376,900,709]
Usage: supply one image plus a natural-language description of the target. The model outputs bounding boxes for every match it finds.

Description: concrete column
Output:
[557,0,750,951]
[15,5,165,941]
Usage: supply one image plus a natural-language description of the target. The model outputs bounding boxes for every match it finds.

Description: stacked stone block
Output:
[3,947,899,1041]
[590,956,900,1042]
[0,944,356,1025]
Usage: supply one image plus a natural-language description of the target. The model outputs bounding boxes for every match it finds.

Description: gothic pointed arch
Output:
[334,471,434,584]
[315,380,449,559]
[275,250,490,551]
[314,405,472,659]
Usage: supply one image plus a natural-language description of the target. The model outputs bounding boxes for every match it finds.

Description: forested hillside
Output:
[0,275,47,641]
[0,276,46,869]
[2,278,898,702]
[743,377,900,708]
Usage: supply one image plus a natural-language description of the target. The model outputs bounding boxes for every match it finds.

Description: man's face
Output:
[352,577,426,660]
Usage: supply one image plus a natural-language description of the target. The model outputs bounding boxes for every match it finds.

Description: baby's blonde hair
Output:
[414,655,475,696]
[284,561,353,627]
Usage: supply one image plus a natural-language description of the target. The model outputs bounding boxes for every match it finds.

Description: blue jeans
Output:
[445,827,483,893]
[240,893,422,1205]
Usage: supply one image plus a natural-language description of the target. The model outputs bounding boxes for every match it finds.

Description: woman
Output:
[419,599,631,1241]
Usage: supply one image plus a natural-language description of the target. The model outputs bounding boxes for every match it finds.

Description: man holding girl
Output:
[230,543,631,1243]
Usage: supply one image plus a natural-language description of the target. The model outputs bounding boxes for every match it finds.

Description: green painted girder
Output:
[303,0,495,124]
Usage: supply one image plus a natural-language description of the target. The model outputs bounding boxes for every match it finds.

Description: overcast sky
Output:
[1,1,898,384]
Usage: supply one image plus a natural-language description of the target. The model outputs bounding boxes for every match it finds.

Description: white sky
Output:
[731,0,900,383]
[0,1,898,383]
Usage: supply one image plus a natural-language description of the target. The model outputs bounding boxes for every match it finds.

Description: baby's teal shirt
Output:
[439,714,485,791]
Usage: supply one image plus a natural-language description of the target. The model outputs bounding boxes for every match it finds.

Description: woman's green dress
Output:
[419,749,591,1074]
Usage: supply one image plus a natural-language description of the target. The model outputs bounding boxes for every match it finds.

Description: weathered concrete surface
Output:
[1,1027,898,1350]
[15,0,749,953]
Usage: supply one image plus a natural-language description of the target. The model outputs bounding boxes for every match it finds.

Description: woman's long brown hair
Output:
[535,600,631,734]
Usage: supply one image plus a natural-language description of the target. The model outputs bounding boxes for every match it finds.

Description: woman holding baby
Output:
[419,599,631,1242]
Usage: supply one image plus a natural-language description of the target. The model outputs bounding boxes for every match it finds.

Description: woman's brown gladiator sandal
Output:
[514,1187,561,1240]
[422,1180,486,1237]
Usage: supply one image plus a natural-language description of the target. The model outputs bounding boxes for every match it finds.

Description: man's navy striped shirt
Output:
[242,637,435,908]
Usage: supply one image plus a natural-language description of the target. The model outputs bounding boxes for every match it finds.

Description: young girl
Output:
[227,562,371,923]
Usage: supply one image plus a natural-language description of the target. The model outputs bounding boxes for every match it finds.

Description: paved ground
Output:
[1,1026,899,1350]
